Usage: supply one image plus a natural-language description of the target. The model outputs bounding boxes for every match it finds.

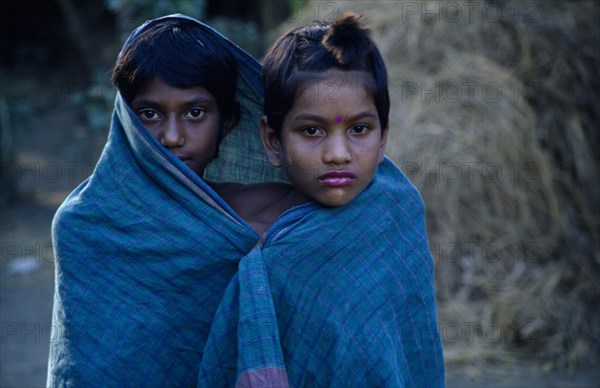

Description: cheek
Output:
[145,125,160,139]
[282,157,305,182]
[284,145,314,170]
[281,150,313,183]
[197,123,220,143]
[363,139,384,162]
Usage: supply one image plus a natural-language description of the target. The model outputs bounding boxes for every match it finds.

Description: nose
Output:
[323,133,351,165]
[160,117,184,148]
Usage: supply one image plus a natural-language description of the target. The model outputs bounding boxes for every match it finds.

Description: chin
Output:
[318,195,355,207]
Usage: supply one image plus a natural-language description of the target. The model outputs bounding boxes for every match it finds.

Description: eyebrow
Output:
[292,111,378,123]
[131,97,215,107]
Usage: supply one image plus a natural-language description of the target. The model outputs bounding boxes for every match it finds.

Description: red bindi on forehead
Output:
[334,114,343,124]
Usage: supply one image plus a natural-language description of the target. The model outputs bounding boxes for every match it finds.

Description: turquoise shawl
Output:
[47,15,444,388]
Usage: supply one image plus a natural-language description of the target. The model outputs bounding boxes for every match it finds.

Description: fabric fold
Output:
[47,99,259,386]
[199,158,445,387]
[198,246,291,388]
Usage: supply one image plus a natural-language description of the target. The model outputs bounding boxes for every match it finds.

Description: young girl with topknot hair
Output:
[198,12,444,386]
[210,12,445,386]
[258,12,392,210]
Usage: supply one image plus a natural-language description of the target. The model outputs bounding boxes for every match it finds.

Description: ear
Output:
[260,116,283,167]
[377,126,389,163]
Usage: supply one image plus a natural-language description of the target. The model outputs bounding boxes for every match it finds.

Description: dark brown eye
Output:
[303,126,322,136]
[350,124,370,135]
[138,109,159,120]
[186,108,206,119]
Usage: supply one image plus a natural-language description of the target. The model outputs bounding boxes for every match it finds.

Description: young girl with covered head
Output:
[112,17,241,177]
[47,14,286,386]
[198,12,445,387]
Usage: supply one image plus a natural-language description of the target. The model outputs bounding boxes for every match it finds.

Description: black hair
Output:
[112,18,240,129]
[262,12,389,134]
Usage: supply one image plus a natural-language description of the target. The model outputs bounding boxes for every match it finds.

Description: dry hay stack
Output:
[276,1,599,371]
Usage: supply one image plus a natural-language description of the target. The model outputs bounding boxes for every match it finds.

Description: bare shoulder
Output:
[241,182,294,203]
[210,181,309,236]
[210,181,293,218]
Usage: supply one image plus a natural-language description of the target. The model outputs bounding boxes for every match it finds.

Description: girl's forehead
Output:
[288,79,377,121]
[294,70,374,100]
[303,69,373,87]
[297,70,374,98]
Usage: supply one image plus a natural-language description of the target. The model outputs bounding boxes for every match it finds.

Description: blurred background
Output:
[1,0,598,386]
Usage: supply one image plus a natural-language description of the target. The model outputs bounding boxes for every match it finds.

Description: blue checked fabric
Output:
[47,14,444,388]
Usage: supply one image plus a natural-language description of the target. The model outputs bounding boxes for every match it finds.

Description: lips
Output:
[318,170,356,187]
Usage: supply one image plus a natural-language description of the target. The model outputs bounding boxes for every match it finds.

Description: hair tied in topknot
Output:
[322,12,372,68]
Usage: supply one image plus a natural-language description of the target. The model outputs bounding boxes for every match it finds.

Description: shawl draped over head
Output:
[47,14,445,388]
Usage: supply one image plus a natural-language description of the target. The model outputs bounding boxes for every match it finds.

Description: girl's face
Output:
[261,71,388,207]
[131,77,223,176]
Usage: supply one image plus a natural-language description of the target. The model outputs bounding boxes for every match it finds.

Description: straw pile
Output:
[276,0,600,371]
